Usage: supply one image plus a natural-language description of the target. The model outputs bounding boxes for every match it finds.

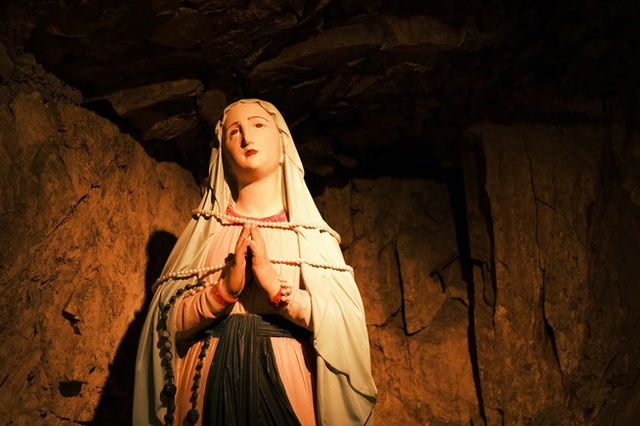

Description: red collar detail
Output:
[225,203,288,222]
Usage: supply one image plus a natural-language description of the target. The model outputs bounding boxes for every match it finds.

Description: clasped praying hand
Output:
[222,223,283,302]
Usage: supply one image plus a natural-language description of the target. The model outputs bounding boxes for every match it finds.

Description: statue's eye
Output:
[255,122,265,128]
[229,128,239,136]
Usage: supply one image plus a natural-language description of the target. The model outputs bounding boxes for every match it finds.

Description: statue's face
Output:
[222,102,282,185]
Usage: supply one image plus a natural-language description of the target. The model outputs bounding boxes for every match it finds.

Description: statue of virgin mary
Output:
[132,98,377,425]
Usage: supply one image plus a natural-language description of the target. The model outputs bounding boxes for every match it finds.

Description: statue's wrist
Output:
[252,257,271,273]
[222,275,243,298]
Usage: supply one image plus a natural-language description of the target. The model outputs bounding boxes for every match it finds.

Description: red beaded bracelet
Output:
[211,281,238,307]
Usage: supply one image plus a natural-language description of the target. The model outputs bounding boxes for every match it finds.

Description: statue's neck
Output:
[232,169,284,218]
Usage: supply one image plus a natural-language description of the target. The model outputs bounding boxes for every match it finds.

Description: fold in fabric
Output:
[202,313,310,425]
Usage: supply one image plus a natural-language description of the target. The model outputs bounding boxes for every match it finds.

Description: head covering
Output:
[133,98,377,425]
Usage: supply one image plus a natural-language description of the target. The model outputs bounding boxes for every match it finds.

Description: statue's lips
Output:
[245,149,258,156]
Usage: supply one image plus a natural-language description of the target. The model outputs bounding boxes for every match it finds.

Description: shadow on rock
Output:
[92,231,177,425]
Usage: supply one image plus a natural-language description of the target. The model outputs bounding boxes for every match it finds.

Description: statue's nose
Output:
[241,126,257,146]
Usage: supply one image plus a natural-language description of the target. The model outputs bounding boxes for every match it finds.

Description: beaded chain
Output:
[153,263,227,291]
[153,210,351,290]
[157,279,238,425]
[153,257,353,289]
[156,280,208,425]
[192,208,343,243]
[186,328,214,424]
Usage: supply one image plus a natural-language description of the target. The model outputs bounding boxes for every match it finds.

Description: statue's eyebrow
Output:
[226,115,268,128]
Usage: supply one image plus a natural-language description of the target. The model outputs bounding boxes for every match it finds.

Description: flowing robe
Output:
[170,206,317,426]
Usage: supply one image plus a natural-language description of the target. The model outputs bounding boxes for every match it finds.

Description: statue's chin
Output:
[234,163,280,186]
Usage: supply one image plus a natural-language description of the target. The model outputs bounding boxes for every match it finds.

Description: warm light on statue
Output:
[133,99,377,426]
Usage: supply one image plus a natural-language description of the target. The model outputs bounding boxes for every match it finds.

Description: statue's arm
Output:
[171,278,234,341]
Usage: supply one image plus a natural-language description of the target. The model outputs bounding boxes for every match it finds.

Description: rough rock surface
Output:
[3,0,637,187]
[463,122,640,424]
[316,178,481,424]
[0,58,199,425]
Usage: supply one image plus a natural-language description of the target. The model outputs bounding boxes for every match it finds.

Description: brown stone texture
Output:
[0,58,199,424]
[315,178,480,425]
[462,122,640,424]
